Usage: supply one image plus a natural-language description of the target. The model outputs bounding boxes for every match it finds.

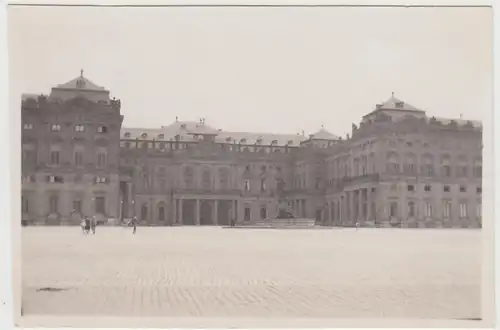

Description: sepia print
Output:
[10,3,493,328]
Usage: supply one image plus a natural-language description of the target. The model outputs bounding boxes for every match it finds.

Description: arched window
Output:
[184,166,194,188]
[457,156,468,178]
[421,154,434,176]
[141,204,148,220]
[404,153,417,174]
[219,167,229,190]
[369,153,376,174]
[158,205,165,222]
[441,155,451,177]
[201,168,211,190]
[386,152,400,174]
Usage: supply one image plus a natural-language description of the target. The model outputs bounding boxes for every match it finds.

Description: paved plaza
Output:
[22,227,481,320]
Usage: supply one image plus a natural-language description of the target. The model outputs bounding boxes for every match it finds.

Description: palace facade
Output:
[21,73,483,228]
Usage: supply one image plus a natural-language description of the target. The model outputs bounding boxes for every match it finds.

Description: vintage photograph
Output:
[10,4,492,328]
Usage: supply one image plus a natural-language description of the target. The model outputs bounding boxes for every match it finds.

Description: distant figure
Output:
[230,217,235,227]
[80,218,87,234]
[131,216,137,235]
[91,216,97,235]
[83,216,91,234]
[355,221,360,230]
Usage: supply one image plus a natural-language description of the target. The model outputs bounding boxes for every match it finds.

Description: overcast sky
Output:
[8,6,492,136]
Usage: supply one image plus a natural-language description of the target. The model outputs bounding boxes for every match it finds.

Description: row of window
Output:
[122,141,292,154]
[405,184,482,194]
[23,123,109,133]
[43,175,108,184]
[44,150,107,167]
[389,200,481,219]
[22,196,107,215]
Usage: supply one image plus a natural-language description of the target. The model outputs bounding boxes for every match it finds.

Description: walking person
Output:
[91,216,96,235]
[84,216,91,234]
[131,216,137,235]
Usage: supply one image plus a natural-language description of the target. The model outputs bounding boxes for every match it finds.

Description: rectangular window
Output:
[425,164,433,176]
[97,126,108,133]
[50,124,61,132]
[49,195,58,213]
[95,177,107,184]
[459,186,466,193]
[23,123,33,130]
[74,151,83,166]
[75,124,85,132]
[389,202,398,217]
[443,200,451,218]
[476,186,482,194]
[459,202,467,218]
[244,179,250,192]
[95,197,105,214]
[244,207,251,222]
[260,207,267,220]
[407,185,415,192]
[72,200,82,213]
[442,165,451,177]
[408,201,415,217]
[473,166,482,178]
[260,178,266,192]
[476,202,482,218]
[97,153,107,167]
[443,185,450,193]
[424,202,432,218]
[49,150,60,165]
[424,184,432,192]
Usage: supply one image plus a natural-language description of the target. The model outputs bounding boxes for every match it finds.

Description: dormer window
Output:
[95,176,107,184]
[158,134,165,139]
[256,138,263,144]
[23,123,33,130]
[287,140,293,145]
[97,126,108,133]
[376,104,382,109]
[226,137,232,142]
[75,124,85,132]
[140,132,147,139]
[76,79,86,88]
[395,102,404,108]
[240,138,247,144]
[180,124,187,129]
[124,132,131,138]
[51,124,61,132]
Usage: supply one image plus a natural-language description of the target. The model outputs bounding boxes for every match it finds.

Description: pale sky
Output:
[8,6,492,136]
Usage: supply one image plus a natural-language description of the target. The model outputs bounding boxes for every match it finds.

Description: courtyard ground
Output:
[22,227,481,320]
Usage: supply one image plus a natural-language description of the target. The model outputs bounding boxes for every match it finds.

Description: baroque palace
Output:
[21,73,483,228]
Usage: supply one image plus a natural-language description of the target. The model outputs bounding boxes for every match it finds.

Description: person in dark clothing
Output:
[132,216,137,234]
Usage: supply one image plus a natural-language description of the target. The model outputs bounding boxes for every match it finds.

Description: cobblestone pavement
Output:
[22,227,481,319]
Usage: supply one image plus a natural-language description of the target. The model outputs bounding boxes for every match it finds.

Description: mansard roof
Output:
[308,128,339,141]
[53,70,107,92]
[363,94,425,119]
[121,120,307,146]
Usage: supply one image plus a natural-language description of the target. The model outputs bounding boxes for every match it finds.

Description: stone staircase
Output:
[244,218,317,229]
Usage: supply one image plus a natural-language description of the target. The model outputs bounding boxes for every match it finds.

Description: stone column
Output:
[366,188,371,222]
[127,182,133,219]
[213,200,219,225]
[171,198,176,225]
[178,199,183,225]
[195,199,200,225]
[358,189,363,222]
